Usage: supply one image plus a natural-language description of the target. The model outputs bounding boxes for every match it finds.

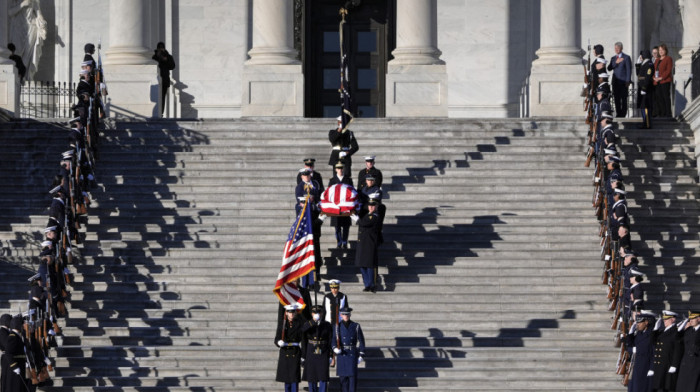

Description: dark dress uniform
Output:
[332,314,365,392]
[637,54,654,129]
[610,198,627,239]
[328,130,359,178]
[0,314,12,392]
[323,291,349,327]
[627,323,655,392]
[357,166,383,189]
[295,180,321,216]
[275,314,304,389]
[4,318,29,392]
[651,322,682,391]
[355,208,380,291]
[676,323,700,392]
[301,317,332,390]
[328,175,354,248]
[297,170,324,194]
[75,77,94,126]
[630,282,644,312]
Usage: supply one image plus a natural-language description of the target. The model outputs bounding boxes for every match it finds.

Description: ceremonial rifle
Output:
[23,320,39,385]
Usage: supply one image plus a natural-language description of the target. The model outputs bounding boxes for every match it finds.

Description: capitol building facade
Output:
[0,0,698,120]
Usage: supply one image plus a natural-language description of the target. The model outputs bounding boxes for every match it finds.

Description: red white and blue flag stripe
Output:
[273,200,316,308]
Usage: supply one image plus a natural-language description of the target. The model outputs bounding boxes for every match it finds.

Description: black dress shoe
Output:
[342,243,348,249]
[362,287,370,292]
[371,286,377,293]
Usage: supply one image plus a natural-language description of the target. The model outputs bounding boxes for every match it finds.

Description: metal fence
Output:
[20,81,76,119]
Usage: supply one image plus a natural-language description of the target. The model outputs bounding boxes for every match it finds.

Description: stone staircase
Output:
[0,117,694,391]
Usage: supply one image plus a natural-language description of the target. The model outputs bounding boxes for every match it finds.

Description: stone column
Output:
[0,0,19,117]
[529,0,584,116]
[386,0,447,117]
[104,0,159,118]
[241,0,303,116]
[675,0,700,114]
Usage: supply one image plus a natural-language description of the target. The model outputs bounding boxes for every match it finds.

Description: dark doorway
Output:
[303,0,394,118]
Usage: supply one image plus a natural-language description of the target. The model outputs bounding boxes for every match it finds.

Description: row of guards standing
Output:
[583,42,700,392]
[0,40,104,392]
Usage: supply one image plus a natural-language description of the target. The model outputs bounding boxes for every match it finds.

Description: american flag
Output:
[339,9,354,131]
[320,183,358,215]
[273,200,316,308]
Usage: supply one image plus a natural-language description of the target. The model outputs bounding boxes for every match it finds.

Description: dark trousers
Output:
[339,376,356,392]
[654,82,672,117]
[161,83,170,116]
[335,224,350,246]
[360,267,375,289]
[308,381,327,392]
[284,383,298,392]
[612,79,628,117]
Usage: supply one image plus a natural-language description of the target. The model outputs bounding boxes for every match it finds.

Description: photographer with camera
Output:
[152,42,176,116]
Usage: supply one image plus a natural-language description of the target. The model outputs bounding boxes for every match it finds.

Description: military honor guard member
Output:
[4,315,29,392]
[357,156,383,189]
[650,310,682,392]
[276,304,304,392]
[301,305,332,392]
[323,280,349,326]
[629,270,645,316]
[296,169,322,216]
[328,117,359,179]
[328,163,354,249]
[332,307,365,392]
[0,314,12,392]
[627,311,656,392]
[676,310,700,392]
[352,200,381,292]
[297,158,324,194]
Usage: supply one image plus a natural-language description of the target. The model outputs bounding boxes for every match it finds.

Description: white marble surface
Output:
[0,64,19,115]
[103,64,159,118]
[242,64,303,116]
[386,64,447,117]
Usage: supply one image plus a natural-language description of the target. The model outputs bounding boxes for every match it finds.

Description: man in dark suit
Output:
[650,310,682,391]
[607,42,633,117]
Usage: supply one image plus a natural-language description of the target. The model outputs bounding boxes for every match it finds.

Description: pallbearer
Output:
[332,307,365,392]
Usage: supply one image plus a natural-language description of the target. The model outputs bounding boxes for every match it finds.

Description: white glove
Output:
[66,247,71,254]
[100,82,107,91]
[339,152,347,158]
[333,348,341,355]
[647,370,654,377]
[319,214,327,222]
[357,356,363,364]
[13,368,20,375]
[678,319,689,331]
[641,91,647,95]
[301,358,305,364]
[654,318,663,331]
[668,366,677,373]
[44,358,51,366]
[350,214,359,223]
[629,323,637,335]
[633,347,637,354]
[277,340,286,347]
